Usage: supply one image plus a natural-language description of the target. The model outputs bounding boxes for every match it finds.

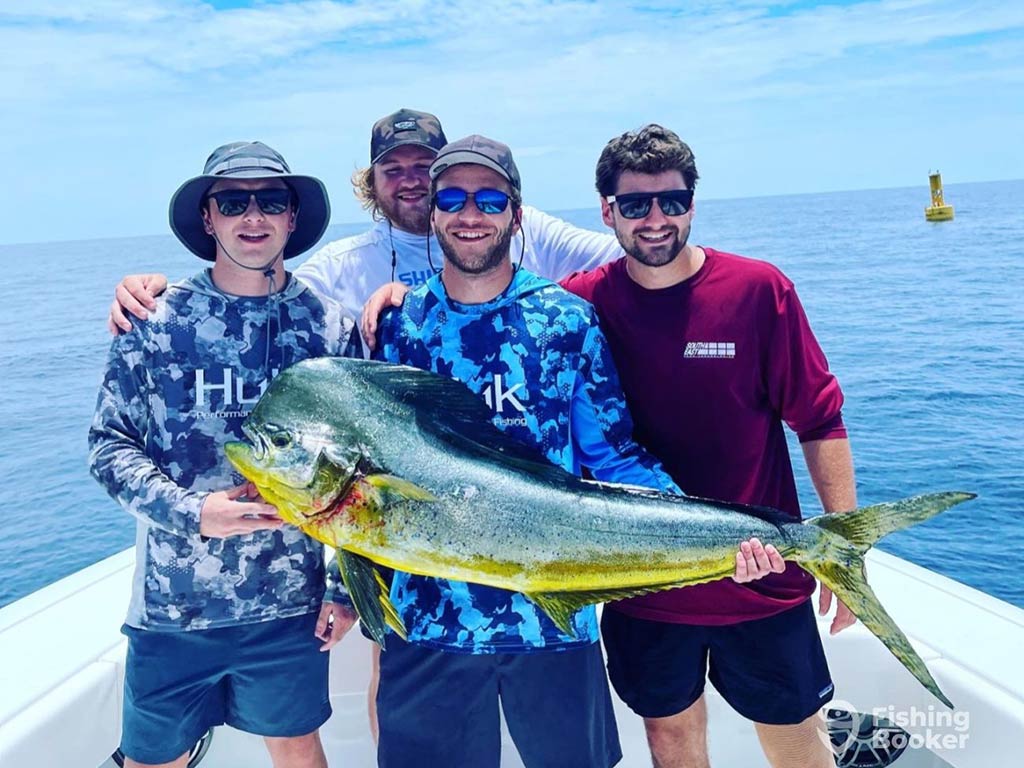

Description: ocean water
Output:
[1,180,1021,610]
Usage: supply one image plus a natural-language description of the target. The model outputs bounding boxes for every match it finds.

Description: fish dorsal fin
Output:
[347,361,787,518]
[335,549,407,649]
[528,578,726,636]
[350,359,579,485]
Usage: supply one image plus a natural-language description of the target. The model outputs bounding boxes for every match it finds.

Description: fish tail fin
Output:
[805,491,975,554]
[800,549,953,708]
[798,492,975,710]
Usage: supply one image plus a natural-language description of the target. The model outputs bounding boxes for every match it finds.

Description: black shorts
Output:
[120,613,330,764]
[376,637,622,768]
[601,600,833,725]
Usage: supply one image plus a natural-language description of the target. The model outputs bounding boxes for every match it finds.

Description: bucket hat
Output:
[169,141,330,261]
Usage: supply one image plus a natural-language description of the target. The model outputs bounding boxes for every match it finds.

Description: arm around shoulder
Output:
[108,273,169,334]
[520,206,621,280]
[293,242,343,301]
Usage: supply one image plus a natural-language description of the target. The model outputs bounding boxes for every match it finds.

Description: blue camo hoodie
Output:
[89,270,357,631]
[377,267,679,653]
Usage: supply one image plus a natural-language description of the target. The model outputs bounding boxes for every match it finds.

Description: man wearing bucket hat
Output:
[370,134,681,768]
[89,141,359,768]
[107,108,623,339]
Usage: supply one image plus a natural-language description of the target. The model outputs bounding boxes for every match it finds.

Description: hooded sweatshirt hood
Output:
[177,269,310,379]
[425,266,553,317]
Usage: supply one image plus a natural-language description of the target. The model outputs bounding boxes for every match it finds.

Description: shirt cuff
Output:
[797,413,847,443]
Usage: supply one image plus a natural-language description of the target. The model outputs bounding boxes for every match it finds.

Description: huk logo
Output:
[482,374,527,415]
[194,368,276,411]
[683,341,736,359]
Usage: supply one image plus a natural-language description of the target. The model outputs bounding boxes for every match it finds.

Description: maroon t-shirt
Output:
[561,248,847,625]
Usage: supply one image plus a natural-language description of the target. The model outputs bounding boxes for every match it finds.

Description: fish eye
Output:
[263,423,293,449]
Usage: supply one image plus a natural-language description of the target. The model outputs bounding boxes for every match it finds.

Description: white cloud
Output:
[2,0,1023,243]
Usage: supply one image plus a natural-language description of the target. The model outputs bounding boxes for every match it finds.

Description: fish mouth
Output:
[224,436,361,522]
[240,423,267,459]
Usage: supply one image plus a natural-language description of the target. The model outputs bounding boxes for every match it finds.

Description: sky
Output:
[1,0,1022,245]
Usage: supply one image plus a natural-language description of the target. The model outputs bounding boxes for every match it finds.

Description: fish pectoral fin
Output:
[526,584,672,636]
[364,474,437,503]
[529,582,708,636]
[526,593,587,636]
[336,549,407,649]
[309,449,357,508]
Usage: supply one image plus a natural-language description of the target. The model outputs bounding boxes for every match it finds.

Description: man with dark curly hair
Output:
[563,124,856,768]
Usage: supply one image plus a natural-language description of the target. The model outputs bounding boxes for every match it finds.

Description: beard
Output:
[620,225,689,268]
[378,192,431,235]
[436,221,515,276]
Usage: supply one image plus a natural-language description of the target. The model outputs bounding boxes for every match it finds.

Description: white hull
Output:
[2,549,1022,767]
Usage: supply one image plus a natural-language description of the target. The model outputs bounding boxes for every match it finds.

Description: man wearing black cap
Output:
[107,109,622,337]
[371,134,681,768]
[89,141,360,768]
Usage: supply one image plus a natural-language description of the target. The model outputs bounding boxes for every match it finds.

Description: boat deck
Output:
[4,549,1023,768]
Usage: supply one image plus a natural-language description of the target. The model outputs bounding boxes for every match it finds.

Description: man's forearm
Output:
[800,437,856,513]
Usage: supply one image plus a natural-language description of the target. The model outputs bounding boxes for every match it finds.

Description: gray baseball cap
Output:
[169,141,330,261]
[370,108,448,165]
[428,134,521,192]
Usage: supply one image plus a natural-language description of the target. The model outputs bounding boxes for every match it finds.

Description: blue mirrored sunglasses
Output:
[606,189,693,219]
[433,187,510,214]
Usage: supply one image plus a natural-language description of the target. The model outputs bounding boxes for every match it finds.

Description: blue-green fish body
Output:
[225,358,972,707]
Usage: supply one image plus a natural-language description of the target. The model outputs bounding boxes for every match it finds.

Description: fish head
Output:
[224,361,378,525]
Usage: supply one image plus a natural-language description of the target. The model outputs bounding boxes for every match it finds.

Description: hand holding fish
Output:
[199,482,284,538]
[732,537,786,583]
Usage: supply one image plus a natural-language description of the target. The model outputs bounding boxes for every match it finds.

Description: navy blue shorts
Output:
[120,612,331,765]
[601,600,834,725]
[376,638,622,768]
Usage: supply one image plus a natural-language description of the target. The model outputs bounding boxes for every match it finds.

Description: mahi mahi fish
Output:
[224,357,973,707]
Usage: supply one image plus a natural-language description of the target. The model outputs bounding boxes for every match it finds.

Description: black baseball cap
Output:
[429,134,521,192]
[370,109,448,164]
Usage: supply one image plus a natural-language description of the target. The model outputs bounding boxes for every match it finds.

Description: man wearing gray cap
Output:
[371,134,681,768]
[107,108,622,337]
[89,141,359,768]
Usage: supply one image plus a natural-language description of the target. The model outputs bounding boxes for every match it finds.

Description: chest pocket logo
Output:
[683,342,735,359]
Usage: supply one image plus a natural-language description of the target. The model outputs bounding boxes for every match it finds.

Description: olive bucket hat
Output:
[169,141,330,261]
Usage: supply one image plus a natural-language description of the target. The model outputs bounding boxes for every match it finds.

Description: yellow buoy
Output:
[925,171,954,221]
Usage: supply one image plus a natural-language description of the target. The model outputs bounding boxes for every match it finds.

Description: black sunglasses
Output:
[433,187,511,214]
[606,189,694,219]
[206,188,293,217]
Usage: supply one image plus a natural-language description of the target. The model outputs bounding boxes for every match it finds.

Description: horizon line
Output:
[3,175,1020,250]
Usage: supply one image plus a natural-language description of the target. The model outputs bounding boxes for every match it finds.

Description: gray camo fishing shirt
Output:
[89,270,358,631]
